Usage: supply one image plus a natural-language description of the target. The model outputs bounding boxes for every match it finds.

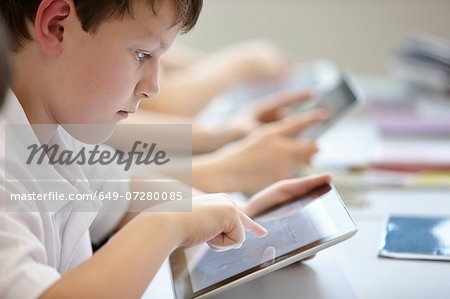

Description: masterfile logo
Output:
[26,141,170,171]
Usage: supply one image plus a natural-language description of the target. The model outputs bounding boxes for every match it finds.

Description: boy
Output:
[0,1,331,298]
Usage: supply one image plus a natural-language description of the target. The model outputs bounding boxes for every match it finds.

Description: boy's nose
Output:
[135,64,160,100]
[135,78,159,100]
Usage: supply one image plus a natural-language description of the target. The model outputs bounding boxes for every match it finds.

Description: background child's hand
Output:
[225,89,317,134]
[178,194,267,251]
[243,173,332,218]
[211,110,327,193]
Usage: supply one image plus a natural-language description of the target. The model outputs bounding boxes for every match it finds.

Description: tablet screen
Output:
[170,184,357,298]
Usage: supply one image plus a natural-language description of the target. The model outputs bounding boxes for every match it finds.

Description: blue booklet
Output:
[378,215,450,261]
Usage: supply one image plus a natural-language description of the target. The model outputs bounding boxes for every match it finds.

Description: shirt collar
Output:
[1,89,102,215]
[0,89,30,125]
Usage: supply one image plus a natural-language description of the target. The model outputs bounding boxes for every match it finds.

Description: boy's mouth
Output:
[117,110,135,119]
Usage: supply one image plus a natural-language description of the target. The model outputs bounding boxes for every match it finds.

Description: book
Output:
[369,101,450,136]
[378,215,450,261]
[370,138,450,171]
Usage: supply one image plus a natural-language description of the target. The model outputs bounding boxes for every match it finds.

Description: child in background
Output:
[119,42,327,193]
[144,40,292,116]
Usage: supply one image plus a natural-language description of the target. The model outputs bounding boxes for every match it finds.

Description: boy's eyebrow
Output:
[137,36,170,52]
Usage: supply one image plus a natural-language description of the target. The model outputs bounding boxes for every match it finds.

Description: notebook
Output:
[378,215,450,261]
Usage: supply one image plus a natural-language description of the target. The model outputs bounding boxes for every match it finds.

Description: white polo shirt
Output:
[0,90,130,299]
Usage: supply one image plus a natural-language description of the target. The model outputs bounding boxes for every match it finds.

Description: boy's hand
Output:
[243,173,332,218]
[178,194,267,251]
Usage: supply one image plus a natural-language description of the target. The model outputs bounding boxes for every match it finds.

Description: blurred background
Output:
[145,2,450,297]
[142,2,450,297]
[178,0,450,73]
[176,0,450,181]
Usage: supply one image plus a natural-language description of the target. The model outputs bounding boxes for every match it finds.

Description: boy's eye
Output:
[137,51,152,63]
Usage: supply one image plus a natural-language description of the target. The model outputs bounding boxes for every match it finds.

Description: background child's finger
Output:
[271,110,328,136]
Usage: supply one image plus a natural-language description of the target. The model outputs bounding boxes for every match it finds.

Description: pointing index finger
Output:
[239,211,268,238]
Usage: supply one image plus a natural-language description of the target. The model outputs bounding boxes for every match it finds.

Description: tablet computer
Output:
[298,73,363,139]
[169,184,357,298]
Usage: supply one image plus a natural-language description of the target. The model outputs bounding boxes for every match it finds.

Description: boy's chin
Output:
[61,124,116,144]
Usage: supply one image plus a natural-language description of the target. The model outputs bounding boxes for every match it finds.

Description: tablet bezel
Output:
[169,184,358,299]
[299,72,364,139]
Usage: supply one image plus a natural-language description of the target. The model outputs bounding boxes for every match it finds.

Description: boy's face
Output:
[48,0,179,125]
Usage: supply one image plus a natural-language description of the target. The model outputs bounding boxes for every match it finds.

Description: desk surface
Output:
[143,90,450,299]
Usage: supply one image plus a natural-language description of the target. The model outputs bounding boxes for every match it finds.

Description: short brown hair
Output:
[0,0,202,50]
[0,17,10,106]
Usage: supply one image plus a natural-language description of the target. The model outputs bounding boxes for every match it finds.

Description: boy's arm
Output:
[113,178,204,231]
[41,213,181,299]
[39,174,330,298]
[40,195,267,299]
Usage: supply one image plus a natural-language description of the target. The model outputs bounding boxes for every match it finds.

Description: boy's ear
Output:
[35,0,73,57]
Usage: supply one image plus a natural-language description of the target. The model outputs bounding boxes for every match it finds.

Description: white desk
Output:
[323,189,450,299]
